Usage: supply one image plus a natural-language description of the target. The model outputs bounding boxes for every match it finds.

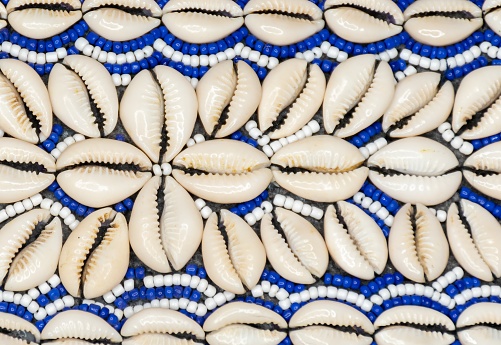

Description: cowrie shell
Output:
[289,300,374,345]
[271,135,368,203]
[0,59,52,144]
[49,55,118,138]
[0,209,62,291]
[121,308,205,341]
[204,302,287,345]
[403,0,483,46]
[447,199,501,282]
[243,0,324,46]
[374,306,455,345]
[368,137,461,206]
[41,310,123,343]
[324,0,404,44]
[463,142,501,201]
[323,54,394,138]
[83,0,162,41]
[202,209,266,294]
[123,334,202,345]
[261,207,328,284]
[56,138,152,208]
[258,58,326,139]
[457,302,501,345]
[172,139,272,204]
[382,72,454,138]
[43,341,102,345]
[58,208,130,298]
[484,0,501,36]
[324,201,388,280]
[129,176,203,273]
[120,66,198,164]
[0,138,55,203]
[6,0,82,39]
[0,310,41,344]
[197,60,261,138]
[162,0,244,44]
[452,66,501,140]
[0,4,6,30]
[389,203,449,283]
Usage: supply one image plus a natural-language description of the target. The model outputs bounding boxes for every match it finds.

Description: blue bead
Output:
[107,314,119,326]
[372,305,383,316]
[402,296,412,305]
[387,200,400,213]
[383,273,395,285]
[379,193,391,206]
[15,306,25,317]
[269,271,279,284]
[360,285,371,297]
[182,287,192,299]
[383,299,394,309]
[145,288,155,300]
[332,274,343,287]
[394,272,404,284]
[393,297,403,307]
[164,287,173,299]
[342,276,352,289]
[324,273,332,285]
[264,301,274,310]
[375,277,385,289]
[285,282,294,293]
[57,284,67,296]
[23,311,33,322]
[245,296,255,303]
[198,267,207,279]
[99,307,110,320]
[135,266,146,279]
[42,140,56,152]
[88,304,100,315]
[261,270,269,280]
[48,288,60,301]
[190,290,201,302]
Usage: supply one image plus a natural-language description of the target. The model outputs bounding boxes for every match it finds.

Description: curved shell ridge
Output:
[244,0,322,18]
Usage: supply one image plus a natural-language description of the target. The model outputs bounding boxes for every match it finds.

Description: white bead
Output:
[431,291,441,301]
[0,209,7,223]
[435,210,447,223]
[18,48,29,61]
[196,303,208,316]
[251,285,264,297]
[172,274,181,286]
[312,47,322,58]
[178,298,189,310]
[369,201,382,213]
[361,300,373,312]
[288,293,299,304]
[370,294,383,305]
[197,279,208,292]
[213,292,226,306]
[379,51,390,62]
[268,284,279,298]
[248,50,260,62]
[261,281,271,293]
[20,294,32,307]
[204,285,216,297]
[54,298,65,311]
[13,201,24,214]
[13,293,22,305]
[317,286,327,298]
[252,207,265,221]
[374,137,387,149]
[450,136,464,149]
[346,291,358,304]
[300,290,310,302]
[442,129,455,142]
[278,299,291,310]
[409,53,420,65]
[397,284,406,296]
[189,276,200,289]
[286,134,298,144]
[153,38,166,52]
[326,286,337,298]
[82,44,93,56]
[472,287,482,298]
[143,46,153,57]
[470,45,481,58]
[400,48,411,60]
[153,164,162,176]
[384,215,394,227]
[327,46,339,59]
[283,196,294,209]
[112,73,121,86]
[121,74,131,86]
[38,282,50,294]
[439,294,451,306]
[102,291,115,304]
[395,71,405,81]
[91,46,102,60]
[453,267,464,279]
[75,37,89,51]
[430,58,440,71]
[337,289,348,301]
[387,285,397,297]
[379,288,390,300]
[194,199,206,211]
[447,57,457,69]
[27,51,37,64]
[481,285,491,297]
[403,65,417,76]
[300,203,312,217]
[27,300,39,313]
[168,299,179,311]
[291,200,303,213]
[244,212,257,226]
[310,207,323,220]
[337,51,348,62]
[28,288,40,300]
[419,57,431,69]
[308,120,320,133]
[360,148,372,159]
[257,135,270,146]
[491,285,501,296]
[432,282,442,292]
[361,197,373,209]
[455,53,466,66]
[114,308,124,320]
[34,308,47,320]
[143,276,154,289]
[480,41,492,53]
[454,294,466,305]
[276,288,289,301]
[261,201,273,213]
[353,192,365,204]
[249,127,262,139]
[424,286,434,298]
[462,289,473,301]
[459,141,474,155]
[153,274,163,287]
[59,207,71,219]
[463,50,474,63]
[303,50,314,62]
[45,303,57,316]
[488,46,499,59]
[301,125,313,137]
[5,205,15,217]
[438,122,451,133]
[267,57,279,69]
[309,286,319,300]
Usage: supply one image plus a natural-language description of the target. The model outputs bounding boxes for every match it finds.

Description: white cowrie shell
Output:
[120,66,198,164]
[376,326,455,345]
[389,203,449,283]
[83,0,162,41]
[0,209,62,291]
[368,137,461,205]
[271,135,368,203]
[452,66,501,140]
[484,0,501,36]
[58,208,130,298]
[197,60,261,138]
[6,0,82,39]
[463,141,501,201]
[121,308,205,340]
[0,3,6,30]
[447,199,501,282]
[122,334,202,345]
[43,341,99,345]
[204,302,286,345]
[49,55,118,138]
[162,0,243,44]
[172,139,272,204]
[0,309,41,344]
[41,310,123,343]
[290,325,372,345]
[403,0,483,46]
[0,59,52,143]
[244,0,324,46]
[129,176,203,273]
[457,302,501,345]
[258,58,325,139]
[324,202,387,280]
[324,0,404,44]
[458,326,501,345]
[261,207,328,284]
[0,137,55,203]
[383,72,454,138]
[56,138,152,208]
[323,54,394,137]
[202,209,266,294]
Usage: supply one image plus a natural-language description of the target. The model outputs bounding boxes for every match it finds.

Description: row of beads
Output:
[272,194,324,220]
[438,122,475,155]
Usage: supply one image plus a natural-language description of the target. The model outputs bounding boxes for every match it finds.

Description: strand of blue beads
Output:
[348,122,383,148]
[230,190,269,217]
[460,187,501,219]
[230,131,259,148]
[470,131,501,151]
[40,124,64,153]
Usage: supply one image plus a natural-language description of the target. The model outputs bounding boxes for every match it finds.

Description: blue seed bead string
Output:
[230,190,269,217]
[470,132,501,152]
[230,130,259,148]
[444,56,487,81]
[460,187,501,219]
[348,122,383,148]
[40,124,64,153]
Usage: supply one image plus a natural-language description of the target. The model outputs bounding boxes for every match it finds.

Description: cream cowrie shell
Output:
[0,59,52,143]
[368,137,461,205]
[197,60,261,138]
[0,209,62,292]
[324,202,388,280]
[463,142,501,201]
[83,0,162,41]
[0,3,6,30]
[0,138,55,203]
[403,0,483,46]
[123,334,203,345]
[56,138,152,208]
[172,139,272,204]
[271,135,368,203]
[204,302,287,345]
[41,310,122,343]
[324,0,404,44]
[374,306,455,345]
[289,300,374,345]
[58,208,130,299]
[457,302,501,345]
[484,0,501,37]
[121,308,205,341]
[323,54,394,138]
[389,203,449,283]
[120,66,197,164]
[162,0,243,44]
[0,304,41,344]
[258,58,325,139]
[49,55,118,138]
[447,200,501,282]
[129,176,203,273]
[6,0,81,39]
[202,209,266,294]
[383,72,454,138]
[261,207,328,284]
[452,66,501,140]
